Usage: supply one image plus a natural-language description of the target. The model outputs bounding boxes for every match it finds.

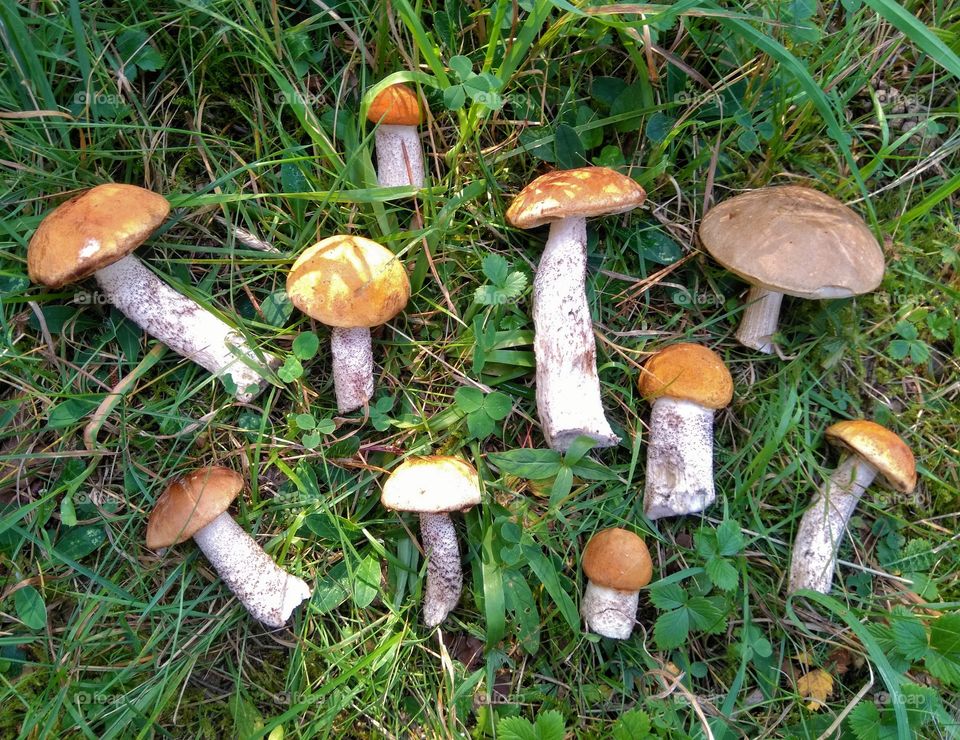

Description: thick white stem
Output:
[330,326,374,413]
[94,255,277,402]
[735,285,784,354]
[374,125,425,188]
[533,216,618,452]
[788,456,878,594]
[643,397,716,519]
[192,512,311,628]
[581,580,638,640]
[419,512,462,627]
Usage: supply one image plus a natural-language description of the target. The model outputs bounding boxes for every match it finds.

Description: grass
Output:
[1,0,959,737]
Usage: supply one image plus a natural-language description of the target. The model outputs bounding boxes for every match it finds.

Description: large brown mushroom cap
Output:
[366,83,422,126]
[146,467,243,549]
[506,167,646,229]
[286,235,410,328]
[381,456,481,513]
[27,183,170,289]
[582,528,652,591]
[698,186,884,299]
[826,420,916,493]
[638,343,733,410]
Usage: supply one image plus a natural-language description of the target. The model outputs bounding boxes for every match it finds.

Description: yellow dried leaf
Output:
[797,669,833,711]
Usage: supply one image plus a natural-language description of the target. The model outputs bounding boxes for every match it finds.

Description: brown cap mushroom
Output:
[146,466,311,627]
[789,420,915,594]
[381,456,481,627]
[580,528,653,639]
[27,184,277,402]
[699,186,885,353]
[287,235,410,413]
[366,82,426,188]
[638,343,733,519]
[505,167,646,452]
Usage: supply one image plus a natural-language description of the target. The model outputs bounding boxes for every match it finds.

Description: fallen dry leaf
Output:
[797,669,834,711]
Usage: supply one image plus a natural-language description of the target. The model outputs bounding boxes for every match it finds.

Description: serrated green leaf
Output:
[887,339,911,361]
[705,557,739,591]
[533,710,565,740]
[654,608,690,649]
[648,582,687,611]
[687,596,728,633]
[501,271,527,298]
[14,586,46,630]
[496,716,538,740]
[716,519,746,556]
[612,709,652,740]
[488,449,563,480]
[292,332,320,360]
[483,392,513,420]
[481,254,510,286]
[847,701,884,740]
[890,613,928,661]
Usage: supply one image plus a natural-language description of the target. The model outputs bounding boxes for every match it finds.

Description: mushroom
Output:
[286,235,410,413]
[638,343,733,519]
[788,420,916,594]
[581,528,653,639]
[380,456,481,627]
[506,167,646,452]
[699,186,885,354]
[366,83,425,188]
[27,184,278,402]
[146,466,311,627]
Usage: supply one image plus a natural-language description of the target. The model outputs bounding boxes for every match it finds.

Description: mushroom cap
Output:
[638,343,733,409]
[381,456,481,513]
[367,83,422,126]
[286,235,410,328]
[826,420,916,493]
[506,167,646,229]
[699,185,884,299]
[27,183,170,288]
[146,466,243,549]
[582,528,652,591]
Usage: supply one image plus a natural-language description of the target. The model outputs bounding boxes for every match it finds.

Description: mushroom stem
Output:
[418,512,462,627]
[533,216,618,452]
[735,285,784,354]
[330,327,374,413]
[788,455,878,594]
[192,512,311,628]
[374,125,425,188]
[93,254,277,402]
[643,397,716,520]
[581,580,638,639]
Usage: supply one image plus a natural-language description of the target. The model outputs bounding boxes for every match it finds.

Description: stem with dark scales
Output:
[533,216,618,452]
[735,285,784,354]
[581,580,638,639]
[94,254,278,402]
[788,455,878,594]
[374,125,424,188]
[418,512,462,628]
[330,327,373,413]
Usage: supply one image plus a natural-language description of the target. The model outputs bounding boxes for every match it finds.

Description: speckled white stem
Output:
[374,125,425,188]
[192,512,311,628]
[533,216,618,452]
[330,326,374,413]
[788,455,878,595]
[94,255,277,402]
[736,285,783,354]
[581,580,638,640]
[419,512,462,627]
[643,397,716,520]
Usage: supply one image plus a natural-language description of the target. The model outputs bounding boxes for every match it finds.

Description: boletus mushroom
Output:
[699,186,885,354]
[146,466,311,627]
[789,420,916,594]
[380,456,481,627]
[27,184,279,402]
[638,343,733,519]
[366,83,425,188]
[286,235,410,413]
[506,167,646,452]
[581,528,653,639]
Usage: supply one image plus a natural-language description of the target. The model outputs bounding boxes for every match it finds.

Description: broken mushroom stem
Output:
[643,397,716,519]
[374,125,425,189]
[581,580,639,640]
[533,216,617,451]
[192,512,312,628]
[419,512,462,628]
[788,455,877,594]
[735,285,784,354]
[329,326,374,414]
[94,254,278,403]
